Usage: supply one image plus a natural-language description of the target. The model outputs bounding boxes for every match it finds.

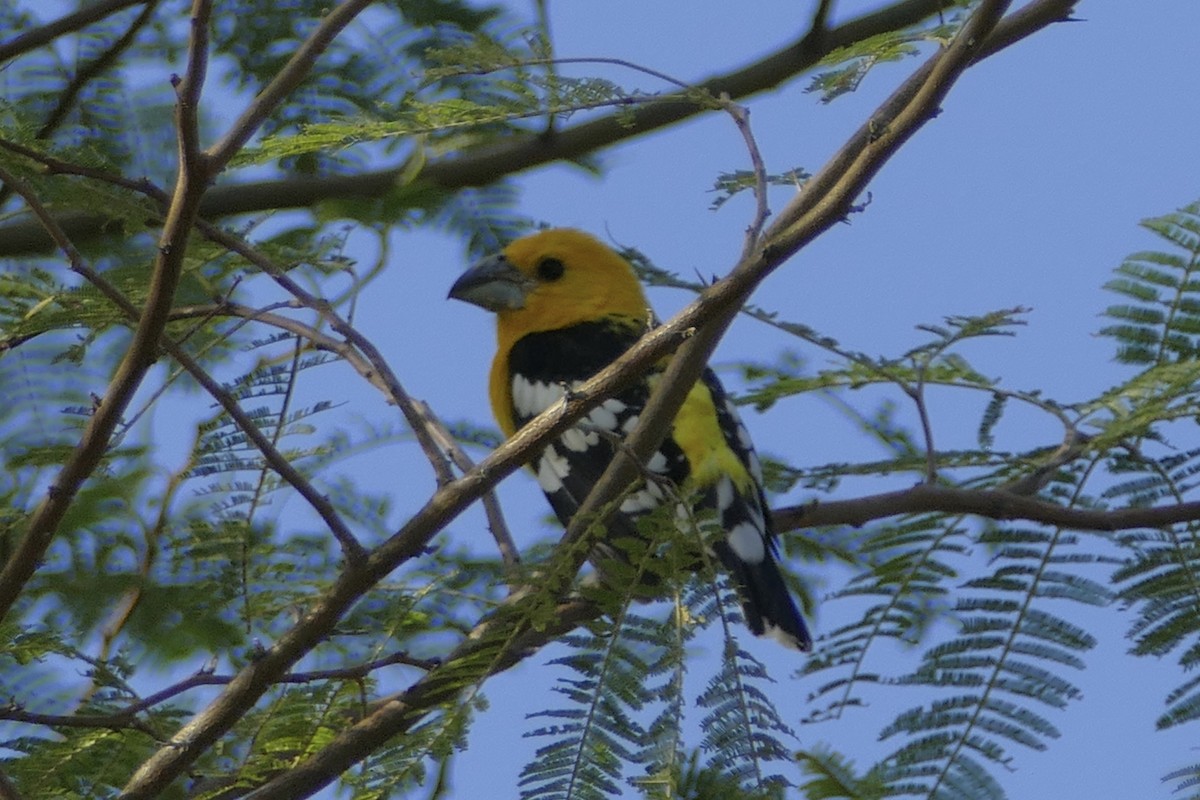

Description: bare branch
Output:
[0,0,217,622]
[204,0,375,172]
[720,96,771,259]
[234,597,600,800]
[0,0,149,64]
[196,223,459,487]
[773,483,1200,534]
[132,6,1089,796]
[413,400,520,569]
[0,0,970,257]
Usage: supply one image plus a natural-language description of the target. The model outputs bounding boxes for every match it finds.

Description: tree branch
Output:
[232,597,600,800]
[108,3,1081,795]
[195,223,459,488]
[413,400,520,570]
[127,4,1087,797]
[0,650,437,733]
[0,0,149,64]
[0,0,215,622]
[772,483,1200,534]
[0,0,962,257]
[204,0,375,173]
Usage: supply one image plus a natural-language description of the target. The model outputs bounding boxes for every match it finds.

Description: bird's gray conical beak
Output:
[447,254,532,312]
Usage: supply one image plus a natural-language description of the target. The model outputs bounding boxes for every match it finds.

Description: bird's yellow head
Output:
[448,229,650,350]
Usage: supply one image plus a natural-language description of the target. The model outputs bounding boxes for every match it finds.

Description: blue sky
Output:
[361,1,1200,797]
[11,0,1184,796]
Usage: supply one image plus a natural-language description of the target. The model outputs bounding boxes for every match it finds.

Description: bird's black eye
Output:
[536,257,565,282]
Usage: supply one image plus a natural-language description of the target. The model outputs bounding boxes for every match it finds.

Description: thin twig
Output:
[196,222,458,487]
[204,0,375,172]
[0,0,149,64]
[172,0,210,177]
[718,94,771,259]
[37,0,160,139]
[907,376,940,483]
[1,651,438,731]
[0,0,992,258]
[0,137,169,200]
[414,400,520,569]
[769,480,1200,534]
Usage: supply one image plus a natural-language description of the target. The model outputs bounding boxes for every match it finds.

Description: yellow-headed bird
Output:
[449,229,811,650]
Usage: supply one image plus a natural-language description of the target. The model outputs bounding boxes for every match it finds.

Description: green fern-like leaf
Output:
[876,522,1107,797]
[695,639,792,793]
[805,15,964,103]
[794,746,885,800]
[1100,199,1200,364]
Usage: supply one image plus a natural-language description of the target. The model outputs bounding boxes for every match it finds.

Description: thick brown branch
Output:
[0,0,958,257]
[146,5,1086,798]
[236,597,600,800]
[0,0,214,623]
[773,484,1200,534]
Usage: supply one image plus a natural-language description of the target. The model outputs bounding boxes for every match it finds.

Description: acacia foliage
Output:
[2,1,1198,799]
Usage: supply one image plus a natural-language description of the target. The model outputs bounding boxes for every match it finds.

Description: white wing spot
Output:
[621,414,641,434]
[646,450,668,473]
[588,403,620,431]
[601,398,627,414]
[536,445,571,493]
[715,476,735,513]
[764,621,805,650]
[560,426,599,453]
[727,521,766,564]
[512,375,564,418]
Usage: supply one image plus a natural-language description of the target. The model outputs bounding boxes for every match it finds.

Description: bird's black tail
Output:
[714,541,813,651]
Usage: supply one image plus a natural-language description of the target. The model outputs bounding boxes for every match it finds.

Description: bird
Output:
[448,228,812,651]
